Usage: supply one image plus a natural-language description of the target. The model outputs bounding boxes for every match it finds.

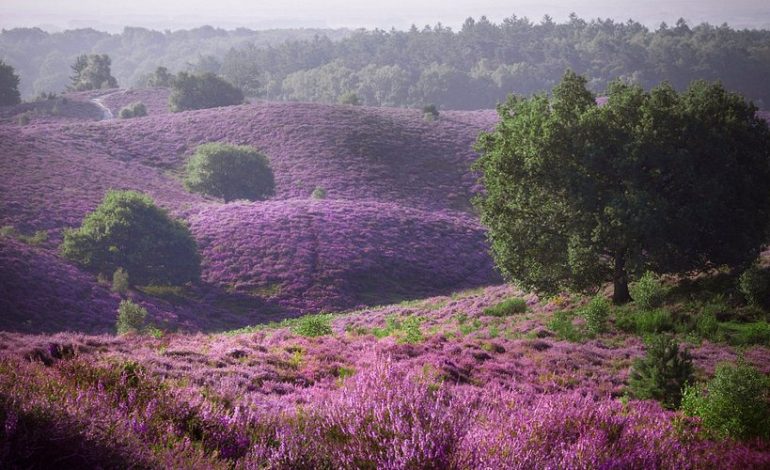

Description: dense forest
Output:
[2,14,770,108]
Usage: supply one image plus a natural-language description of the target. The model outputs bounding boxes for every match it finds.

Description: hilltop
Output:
[0,89,499,333]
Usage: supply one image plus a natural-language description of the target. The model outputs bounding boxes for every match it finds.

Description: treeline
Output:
[2,15,770,109]
[219,16,770,109]
[0,26,349,98]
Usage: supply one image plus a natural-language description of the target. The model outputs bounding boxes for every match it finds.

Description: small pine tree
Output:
[0,59,21,106]
[116,299,148,335]
[628,335,694,409]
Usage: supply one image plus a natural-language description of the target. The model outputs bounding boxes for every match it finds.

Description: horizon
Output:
[1,0,770,33]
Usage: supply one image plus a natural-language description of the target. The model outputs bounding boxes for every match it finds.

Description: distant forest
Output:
[2,14,770,109]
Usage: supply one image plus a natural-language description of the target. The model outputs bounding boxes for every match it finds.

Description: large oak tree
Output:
[474,71,770,303]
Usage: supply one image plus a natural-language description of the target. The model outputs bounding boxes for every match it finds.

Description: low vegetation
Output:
[60,190,201,285]
[169,72,243,112]
[183,143,275,202]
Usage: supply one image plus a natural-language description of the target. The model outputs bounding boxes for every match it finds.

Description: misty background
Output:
[2,0,769,32]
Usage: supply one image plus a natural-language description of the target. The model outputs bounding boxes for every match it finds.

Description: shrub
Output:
[118,101,147,119]
[184,143,275,202]
[581,295,610,334]
[339,92,361,105]
[111,268,129,294]
[116,300,148,335]
[738,264,770,309]
[60,190,200,285]
[681,361,770,440]
[169,72,244,112]
[483,298,527,317]
[548,311,584,342]
[18,230,48,246]
[311,187,327,199]
[16,112,30,125]
[292,314,333,337]
[372,315,424,343]
[635,308,674,334]
[732,321,770,346]
[628,335,694,409]
[630,271,665,311]
[695,311,719,340]
[422,104,439,121]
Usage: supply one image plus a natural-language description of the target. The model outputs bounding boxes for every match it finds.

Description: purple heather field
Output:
[1,89,770,468]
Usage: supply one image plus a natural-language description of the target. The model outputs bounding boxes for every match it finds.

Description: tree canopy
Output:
[168,72,244,112]
[60,190,200,285]
[0,59,21,106]
[474,71,770,303]
[184,143,275,202]
[69,54,118,91]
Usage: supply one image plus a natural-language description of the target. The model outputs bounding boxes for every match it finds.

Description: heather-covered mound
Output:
[190,199,499,313]
[0,90,501,332]
[1,286,768,468]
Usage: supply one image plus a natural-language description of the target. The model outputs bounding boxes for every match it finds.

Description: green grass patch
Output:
[483,298,528,317]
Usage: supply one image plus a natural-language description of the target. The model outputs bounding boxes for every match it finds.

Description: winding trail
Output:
[90,89,127,120]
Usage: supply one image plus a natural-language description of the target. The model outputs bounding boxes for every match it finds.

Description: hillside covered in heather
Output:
[0,88,500,333]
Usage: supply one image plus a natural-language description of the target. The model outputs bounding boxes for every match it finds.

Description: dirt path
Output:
[90,89,127,120]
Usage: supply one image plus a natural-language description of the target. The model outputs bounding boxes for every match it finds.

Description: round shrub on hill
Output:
[184,143,275,202]
[169,72,244,112]
[60,190,200,285]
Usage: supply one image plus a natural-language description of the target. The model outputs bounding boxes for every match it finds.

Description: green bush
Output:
[732,321,770,346]
[630,271,665,311]
[581,295,610,334]
[635,308,674,334]
[548,311,584,342]
[118,101,147,119]
[339,92,361,105]
[116,299,148,335]
[628,335,694,409]
[111,268,129,294]
[695,311,719,340]
[681,361,770,440]
[60,190,200,285]
[483,298,528,317]
[614,308,636,333]
[738,264,770,309]
[422,104,439,121]
[292,314,333,337]
[311,187,327,199]
[169,72,244,112]
[184,143,275,203]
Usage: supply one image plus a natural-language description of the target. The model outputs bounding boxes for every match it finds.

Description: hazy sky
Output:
[2,0,769,32]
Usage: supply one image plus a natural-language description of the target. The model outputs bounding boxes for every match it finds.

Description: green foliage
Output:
[422,104,439,121]
[111,268,130,294]
[69,54,118,91]
[720,321,770,346]
[116,299,148,335]
[695,311,719,340]
[292,314,333,337]
[581,295,610,334]
[372,315,424,343]
[338,92,361,105]
[146,66,175,87]
[630,272,666,311]
[614,307,674,335]
[184,143,275,202]
[635,309,674,335]
[310,187,327,199]
[681,361,770,440]
[473,71,770,305]
[18,230,48,246]
[483,298,527,317]
[60,190,200,285]
[0,59,21,106]
[738,264,770,309]
[169,71,244,112]
[629,335,694,409]
[118,101,147,119]
[548,311,584,342]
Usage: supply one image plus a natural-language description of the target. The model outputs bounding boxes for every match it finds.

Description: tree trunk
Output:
[612,253,632,305]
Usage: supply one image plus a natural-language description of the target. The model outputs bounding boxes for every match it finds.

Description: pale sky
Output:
[1,0,769,32]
